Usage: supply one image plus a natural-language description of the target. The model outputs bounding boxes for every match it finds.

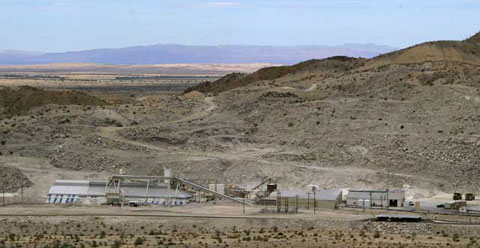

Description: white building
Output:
[47,180,191,206]
[347,189,405,208]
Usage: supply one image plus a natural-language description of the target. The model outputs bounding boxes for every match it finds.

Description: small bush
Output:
[134,237,145,246]
[452,233,460,242]
[111,240,122,248]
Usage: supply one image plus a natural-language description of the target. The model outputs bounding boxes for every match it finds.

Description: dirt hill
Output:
[184,57,365,94]
[0,86,106,119]
[187,33,480,95]
[175,33,480,193]
[0,165,32,193]
[466,31,480,44]
[363,31,480,69]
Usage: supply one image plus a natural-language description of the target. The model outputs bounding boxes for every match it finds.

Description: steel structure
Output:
[106,175,252,205]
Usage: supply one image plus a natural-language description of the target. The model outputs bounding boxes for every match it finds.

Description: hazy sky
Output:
[1,0,479,52]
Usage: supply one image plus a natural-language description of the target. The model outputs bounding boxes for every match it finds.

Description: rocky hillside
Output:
[363,31,480,68]
[467,32,480,43]
[0,165,32,193]
[185,57,366,94]
[0,86,106,119]
[178,32,480,193]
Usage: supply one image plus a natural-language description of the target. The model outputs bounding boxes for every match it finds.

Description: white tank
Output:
[164,167,171,184]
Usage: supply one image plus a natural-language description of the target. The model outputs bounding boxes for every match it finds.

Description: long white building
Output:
[48,180,191,206]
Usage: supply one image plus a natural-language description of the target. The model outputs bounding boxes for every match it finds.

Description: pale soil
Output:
[0,62,273,74]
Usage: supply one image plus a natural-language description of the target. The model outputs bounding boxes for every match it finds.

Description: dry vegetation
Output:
[0,215,479,248]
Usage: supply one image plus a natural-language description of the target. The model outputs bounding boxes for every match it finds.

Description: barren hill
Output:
[364,31,480,68]
[467,32,480,43]
[0,86,106,119]
[176,33,480,194]
[190,32,480,95]
[185,57,365,94]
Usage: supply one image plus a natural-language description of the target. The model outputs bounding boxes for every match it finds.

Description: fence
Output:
[1,183,45,206]
[257,195,322,214]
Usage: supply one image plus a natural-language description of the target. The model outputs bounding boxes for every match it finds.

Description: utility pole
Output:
[369,192,372,209]
[295,195,298,213]
[307,192,310,210]
[285,197,288,213]
[386,189,389,210]
[242,191,246,215]
[313,191,316,214]
[214,179,217,203]
[21,182,23,202]
[277,192,281,213]
[2,187,4,206]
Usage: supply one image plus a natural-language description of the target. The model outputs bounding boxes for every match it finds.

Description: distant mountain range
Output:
[0,44,396,65]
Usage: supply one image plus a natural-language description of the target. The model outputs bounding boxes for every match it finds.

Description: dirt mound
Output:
[364,33,480,69]
[0,165,32,193]
[178,90,205,100]
[183,73,247,94]
[0,86,106,119]
[184,57,364,94]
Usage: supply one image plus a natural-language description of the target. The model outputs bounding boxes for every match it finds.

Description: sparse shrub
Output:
[242,236,251,241]
[134,237,144,246]
[452,233,460,242]
[111,240,122,248]
[373,231,380,239]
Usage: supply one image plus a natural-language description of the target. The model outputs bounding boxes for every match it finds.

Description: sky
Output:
[0,0,479,52]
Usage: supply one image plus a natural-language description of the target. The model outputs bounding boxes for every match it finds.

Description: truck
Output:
[465,193,475,201]
[453,193,462,200]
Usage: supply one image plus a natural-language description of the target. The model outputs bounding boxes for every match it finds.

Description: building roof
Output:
[48,180,191,199]
[121,185,191,198]
[49,180,91,195]
[349,190,388,193]
[278,189,342,201]
[348,189,405,193]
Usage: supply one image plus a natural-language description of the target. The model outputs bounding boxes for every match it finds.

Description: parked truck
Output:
[466,193,475,201]
[453,193,462,200]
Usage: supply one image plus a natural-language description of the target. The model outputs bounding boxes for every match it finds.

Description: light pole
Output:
[243,190,246,215]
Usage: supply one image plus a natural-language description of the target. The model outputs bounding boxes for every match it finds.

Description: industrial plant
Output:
[45,166,480,218]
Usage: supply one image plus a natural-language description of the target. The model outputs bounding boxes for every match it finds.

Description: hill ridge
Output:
[466,31,480,43]
[362,33,480,69]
